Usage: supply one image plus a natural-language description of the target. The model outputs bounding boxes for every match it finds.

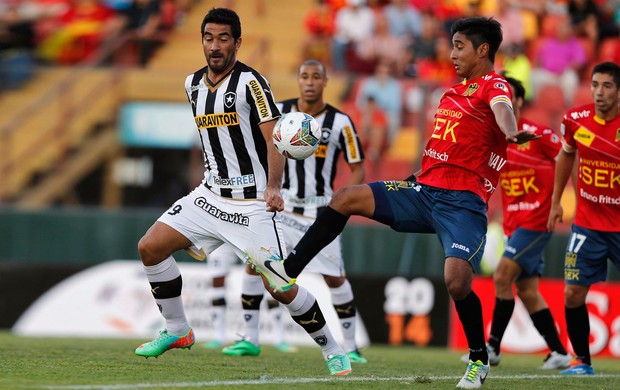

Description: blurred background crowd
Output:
[0,0,619,210]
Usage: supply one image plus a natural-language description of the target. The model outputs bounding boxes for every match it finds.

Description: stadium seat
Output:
[572,83,592,107]
[526,36,546,62]
[378,158,415,181]
[578,37,596,65]
[598,38,620,63]
[533,84,566,127]
[387,127,421,162]
[521,106,552,127]
[540,14,564,38]
[521,9,539,42]
[534,84,565,111]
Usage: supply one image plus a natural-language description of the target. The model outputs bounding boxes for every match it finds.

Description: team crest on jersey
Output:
[320,127,331,143]
[224,92,236,109]
[516,141,531,151]
[494,82,509,92]
[463,83,479,96]
[616,128,620,142]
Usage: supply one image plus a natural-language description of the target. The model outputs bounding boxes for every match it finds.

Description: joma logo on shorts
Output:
[193,197,249,226]
[451,243,470,253]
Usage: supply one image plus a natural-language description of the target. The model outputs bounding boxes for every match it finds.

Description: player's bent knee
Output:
[137,235,167,265]
[516,288,537,305]
[445,278,471,300]
[330,184,373,216]
[323,275,345,288]
[564,285,588,307]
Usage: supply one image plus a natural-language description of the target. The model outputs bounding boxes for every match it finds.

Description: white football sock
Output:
[210,285,226,343]
[143,256,190,335]
[240,271,264,346]
[330,280,357,352]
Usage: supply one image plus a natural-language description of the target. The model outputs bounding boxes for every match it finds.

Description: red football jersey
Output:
[418,71,513,203]
[500,118,561,236]
[561,103,620,232]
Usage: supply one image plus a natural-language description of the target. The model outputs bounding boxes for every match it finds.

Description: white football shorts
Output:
[157,185,287,266]
[205,243,240,278]
[280,211,346,277]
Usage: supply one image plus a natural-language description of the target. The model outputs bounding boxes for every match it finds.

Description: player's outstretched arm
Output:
[492,102,540,144]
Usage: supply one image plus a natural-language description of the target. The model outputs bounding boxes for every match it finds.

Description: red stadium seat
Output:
[534,84,565,112]
[377,158,415,181]
[572,83,592,107]
[522,106,552,127]
[540,14,564,38]
[533,84,566,127]
[598,38,620,63]
[526,36,546,62]
[578,37,596,65]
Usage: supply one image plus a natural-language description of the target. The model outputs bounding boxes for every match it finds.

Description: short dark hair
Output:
[299,59,327,76]
[591,61,620,88]
[201,8,241,41]
[451,17,502,63]
[503,76,525,100]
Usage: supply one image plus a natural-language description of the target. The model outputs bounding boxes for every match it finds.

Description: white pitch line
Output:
[33,374,620,390]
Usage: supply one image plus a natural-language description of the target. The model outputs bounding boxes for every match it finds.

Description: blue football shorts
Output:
[564,224,620,286]
[369,180,488,273]
[503,227,551,280]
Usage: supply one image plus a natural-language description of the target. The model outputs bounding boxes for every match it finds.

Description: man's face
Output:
[298,64,327,105]
[202,23,240,74]
[591,72,620,116]
[450,32,480,79]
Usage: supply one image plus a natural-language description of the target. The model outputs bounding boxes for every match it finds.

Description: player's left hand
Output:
[507,130,541,144]
[265,187,284,212]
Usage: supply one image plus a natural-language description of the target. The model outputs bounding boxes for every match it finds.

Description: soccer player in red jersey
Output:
[474,76,572,369]
[249,17,538,389]
[547,61,620,376]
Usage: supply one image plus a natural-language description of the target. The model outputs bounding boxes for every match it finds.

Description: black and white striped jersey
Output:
[277,99,364,218]
[185,61,281,200]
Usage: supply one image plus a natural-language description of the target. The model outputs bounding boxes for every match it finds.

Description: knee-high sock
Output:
[144,256,189,335]
[267,299,287,345]
[530,308,567,355]
[330,280,357,352]
[565,304,591,365]
[488,298,515,353]
[210,286,227,343]
[240,271,264,346]
[454,291,487,364]
[285,285,344,359]
[284,207,349,278]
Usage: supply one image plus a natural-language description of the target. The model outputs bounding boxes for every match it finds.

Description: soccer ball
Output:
[273,111,321,160]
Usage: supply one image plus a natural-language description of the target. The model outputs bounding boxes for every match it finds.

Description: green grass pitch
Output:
[1,332,618,389]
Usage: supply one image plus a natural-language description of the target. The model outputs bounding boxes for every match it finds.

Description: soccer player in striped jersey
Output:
[223,59,368,363]
[547,61,620,376]
[248,17,539,388]
[460,76,571,369]
[134,7,352,376]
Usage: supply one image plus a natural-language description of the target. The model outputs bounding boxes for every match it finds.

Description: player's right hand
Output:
[507,130,541,144]
[547,203,564,232]
[264,186,284,212]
